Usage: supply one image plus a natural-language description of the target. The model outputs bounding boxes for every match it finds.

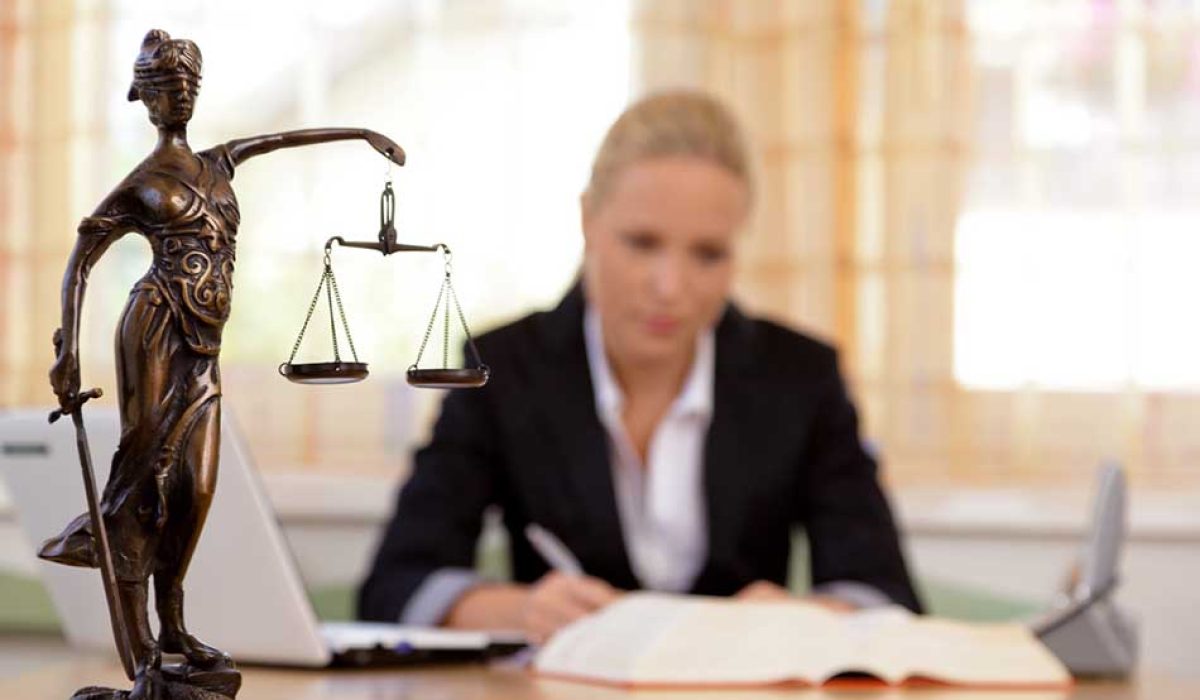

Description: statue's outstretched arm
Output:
[222,128,406,167]
[49,212,131,410]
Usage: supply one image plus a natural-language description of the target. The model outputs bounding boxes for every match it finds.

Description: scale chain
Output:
[411,275,485,371]
[441,245,480,360]
[327,266,359,363]
[440,246,451,370]
[443,277,450,371]
[413,277,447,369]
[447,280,484,369]
[325,267,341,362]
[288,254,361,366]
[288,267,330,365]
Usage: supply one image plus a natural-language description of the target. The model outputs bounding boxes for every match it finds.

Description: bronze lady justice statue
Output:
[44,30,405,699]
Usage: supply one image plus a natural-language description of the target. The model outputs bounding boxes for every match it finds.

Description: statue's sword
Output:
[50,388,136,681]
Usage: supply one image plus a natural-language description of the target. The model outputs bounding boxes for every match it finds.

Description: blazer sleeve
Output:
[357,384,500,622]
[799,352,924,613]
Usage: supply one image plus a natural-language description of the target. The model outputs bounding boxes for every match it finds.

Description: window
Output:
[3,0,631,475]
[956,0,1200,392]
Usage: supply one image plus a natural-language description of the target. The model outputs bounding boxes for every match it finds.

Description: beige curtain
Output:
[6,0,1199,487]
[869,0,972,482]
[2,0,75,406]
[632,1,851,343]
[0,2,626,479]
[629,0,973,484]
[631,0,1200,488]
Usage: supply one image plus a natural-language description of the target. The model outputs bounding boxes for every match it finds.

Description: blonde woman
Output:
[360,91,921,643]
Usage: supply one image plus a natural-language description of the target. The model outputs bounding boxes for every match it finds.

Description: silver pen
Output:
[525,523,584,576]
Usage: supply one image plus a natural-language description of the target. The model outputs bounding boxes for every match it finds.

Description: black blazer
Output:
[359,285,922,622]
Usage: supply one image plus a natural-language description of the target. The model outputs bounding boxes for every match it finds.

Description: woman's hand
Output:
[364,131,406,166]
[521,572,621,644]
[804,594,856,613]
[735,580,793,601]
[444,572,621,644]
[735,580,856,612]
[48,328,81,413]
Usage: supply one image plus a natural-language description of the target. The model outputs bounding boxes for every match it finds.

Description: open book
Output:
[534,593,1071,690]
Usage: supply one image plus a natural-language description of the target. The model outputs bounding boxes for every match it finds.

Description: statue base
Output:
[70,663,241,700]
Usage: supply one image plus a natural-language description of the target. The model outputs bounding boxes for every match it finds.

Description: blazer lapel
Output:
[532,284,638,589]
[693,304,761,593]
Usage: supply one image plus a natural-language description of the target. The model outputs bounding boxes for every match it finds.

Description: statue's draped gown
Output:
[40,145,239,582]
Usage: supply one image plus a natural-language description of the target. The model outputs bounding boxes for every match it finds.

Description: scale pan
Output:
[279,362,369,385]
[407,367,490,389]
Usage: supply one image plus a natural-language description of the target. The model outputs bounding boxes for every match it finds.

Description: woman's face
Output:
[141,77,199,129]
[582,155,750,368]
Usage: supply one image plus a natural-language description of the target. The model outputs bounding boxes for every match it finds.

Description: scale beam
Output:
[325,235,441,256]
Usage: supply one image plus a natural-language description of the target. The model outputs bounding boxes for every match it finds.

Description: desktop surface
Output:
[0,651,1192,700]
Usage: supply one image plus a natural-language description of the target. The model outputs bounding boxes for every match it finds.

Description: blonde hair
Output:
[583,90,752,213]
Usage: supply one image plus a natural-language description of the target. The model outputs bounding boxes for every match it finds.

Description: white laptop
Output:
[0,407,525,667]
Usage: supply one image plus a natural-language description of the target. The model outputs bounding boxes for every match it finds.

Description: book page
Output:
[536,593,856,685]
[865,617,1070,686]
[633,595,854,685]
[534,592,1070,688]
[534,592,694,684]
